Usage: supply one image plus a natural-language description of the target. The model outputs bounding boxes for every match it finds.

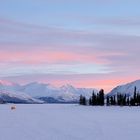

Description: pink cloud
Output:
[0,50,109,65]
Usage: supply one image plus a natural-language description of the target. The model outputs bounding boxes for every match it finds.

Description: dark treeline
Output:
[80,89,104,106]
[79,86,140,106]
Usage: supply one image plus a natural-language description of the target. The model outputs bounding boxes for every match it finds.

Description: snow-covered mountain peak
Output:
[60,84,75,90]
[108,79,140,97]
[0,80,96,103]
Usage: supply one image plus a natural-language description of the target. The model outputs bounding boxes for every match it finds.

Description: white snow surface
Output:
[0,104,140,140]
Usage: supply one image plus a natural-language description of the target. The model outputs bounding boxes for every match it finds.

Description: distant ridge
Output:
[0,80,97,103]
[107,80,140,97]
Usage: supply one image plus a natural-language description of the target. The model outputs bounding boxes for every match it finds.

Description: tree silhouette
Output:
[106,96,110,106]
[99,89,104,106]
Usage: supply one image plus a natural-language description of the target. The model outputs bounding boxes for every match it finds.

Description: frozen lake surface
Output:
[0,104,140,140]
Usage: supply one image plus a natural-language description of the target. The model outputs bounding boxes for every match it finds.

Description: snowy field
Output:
[0,104,140,140]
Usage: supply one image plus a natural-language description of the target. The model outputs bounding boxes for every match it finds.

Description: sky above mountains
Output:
[0,0,140,92]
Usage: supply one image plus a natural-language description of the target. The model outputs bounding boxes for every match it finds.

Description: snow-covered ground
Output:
[0,104,139,140]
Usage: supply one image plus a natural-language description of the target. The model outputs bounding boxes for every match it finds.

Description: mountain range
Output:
[0,80,96,103]
[0,79,140,104]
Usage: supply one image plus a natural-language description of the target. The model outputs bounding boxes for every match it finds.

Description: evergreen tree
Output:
[117,93,121,106]
[82,96,86,105]
[134,86,137,106]
[91,91,97,105]
[110,96,114,105]
[79,95,86,105]
[96,93,100,105]
[106,96,110,106]
[79,95,83,105]
[122,94,126,106]
[126,97,130,106]
[137,93,140,106]
[89,97,92,106]
[99,89,104,106]
[113,96,116,105]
